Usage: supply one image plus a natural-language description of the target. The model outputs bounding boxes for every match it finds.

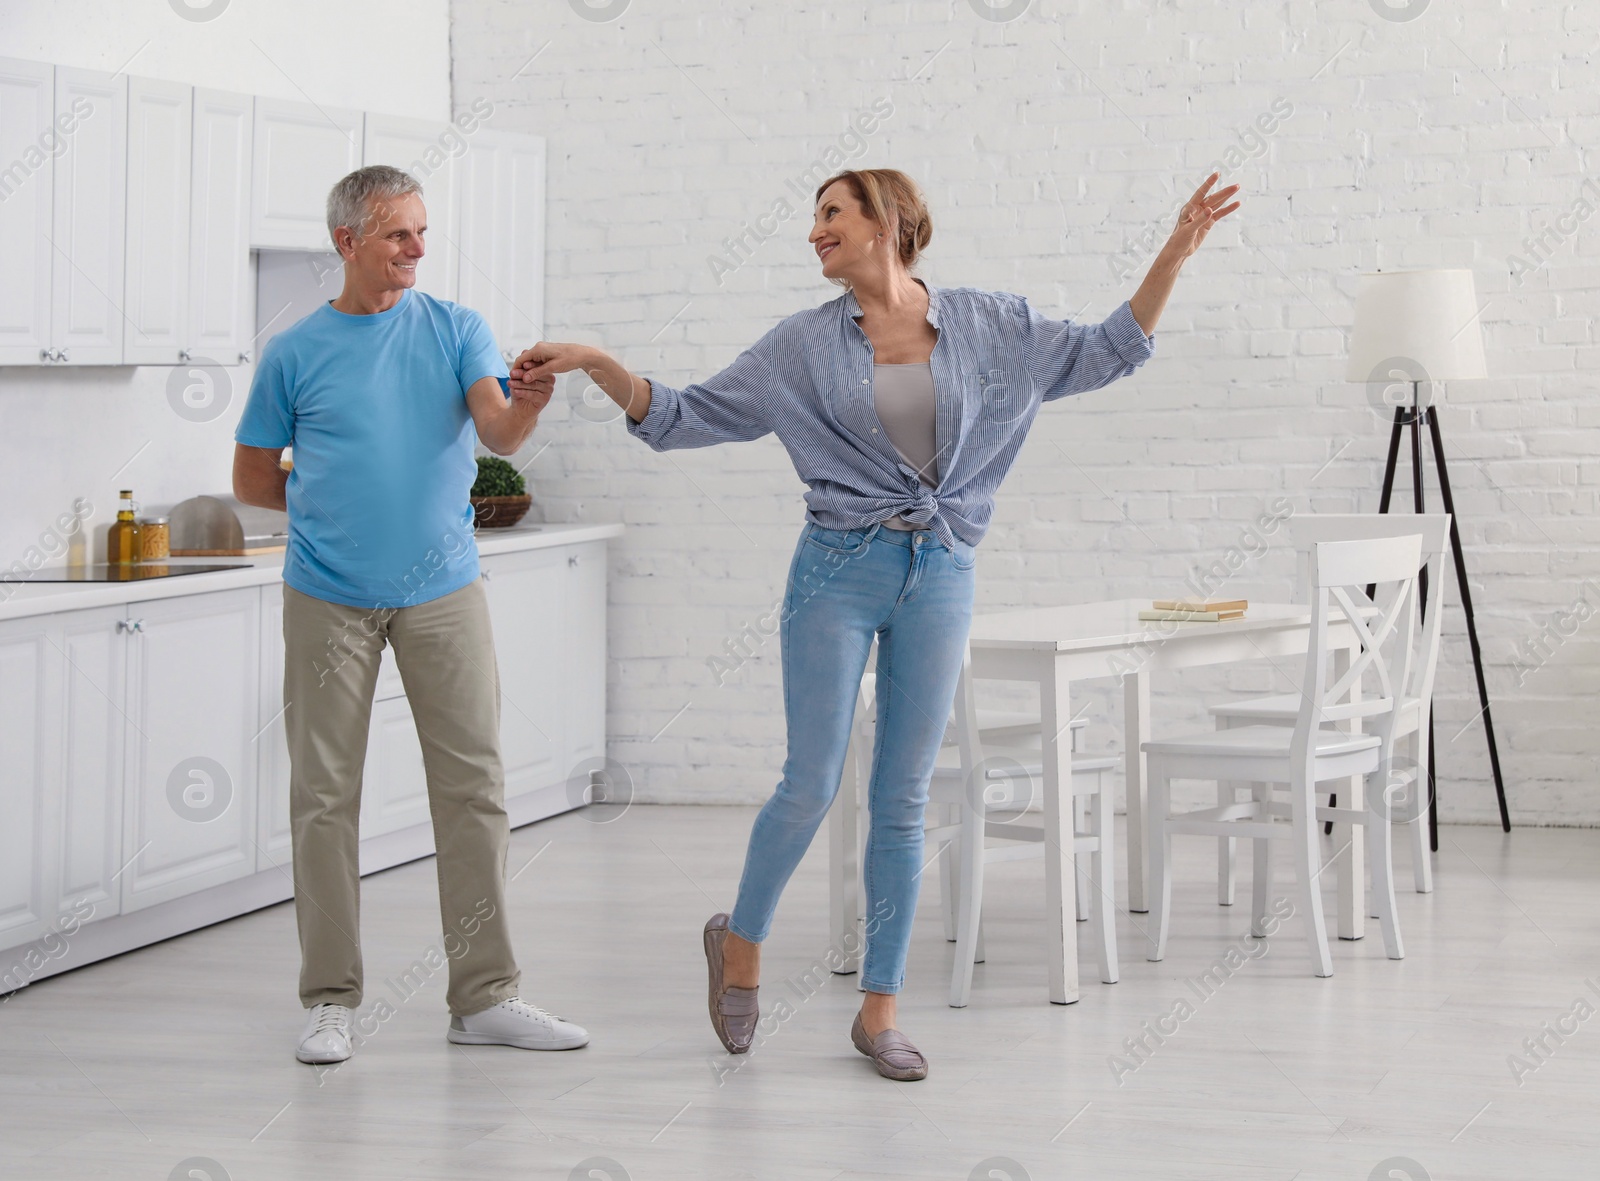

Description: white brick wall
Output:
[450,0,1599,826]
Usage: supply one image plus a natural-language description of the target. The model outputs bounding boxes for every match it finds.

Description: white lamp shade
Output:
[1345,269,1488,382]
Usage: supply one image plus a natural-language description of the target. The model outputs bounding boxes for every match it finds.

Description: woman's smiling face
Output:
[809,180,895,284]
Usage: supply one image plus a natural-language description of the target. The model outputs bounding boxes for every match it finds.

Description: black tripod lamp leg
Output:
[1425,410,1512,833]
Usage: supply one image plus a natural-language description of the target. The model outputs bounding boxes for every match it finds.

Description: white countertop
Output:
[0,522,624,622]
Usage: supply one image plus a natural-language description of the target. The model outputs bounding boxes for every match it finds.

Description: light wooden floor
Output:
[2,804,1597,1180]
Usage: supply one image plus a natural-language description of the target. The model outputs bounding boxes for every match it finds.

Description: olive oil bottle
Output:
[106,490,141,565]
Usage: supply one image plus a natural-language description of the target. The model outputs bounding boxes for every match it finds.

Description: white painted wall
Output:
[0,0,450,573]
[452,0,1599,826]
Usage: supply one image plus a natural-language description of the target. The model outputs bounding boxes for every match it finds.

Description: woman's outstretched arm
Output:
[513,343,652,422]
[1128,172,1241,336]
[512,338,778,451]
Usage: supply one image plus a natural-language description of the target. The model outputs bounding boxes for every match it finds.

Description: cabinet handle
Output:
[116,618,144,634]
[481,569,494,581]
[568,555,580,568]
[40,348,52,363]
[238,350,252,364]
[179,348,192,363]
[57,348,69,363]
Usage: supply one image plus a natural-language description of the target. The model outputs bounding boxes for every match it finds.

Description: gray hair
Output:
[326,165,423,250]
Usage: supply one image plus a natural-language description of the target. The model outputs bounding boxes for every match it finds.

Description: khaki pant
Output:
[283,579,520,1016]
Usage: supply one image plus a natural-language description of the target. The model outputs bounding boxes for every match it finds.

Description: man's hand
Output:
[507,369,555,415]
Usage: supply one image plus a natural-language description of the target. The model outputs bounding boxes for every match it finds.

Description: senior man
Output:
[233,164,584,1065]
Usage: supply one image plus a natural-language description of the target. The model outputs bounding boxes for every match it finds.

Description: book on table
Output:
[1140,598,1247,623]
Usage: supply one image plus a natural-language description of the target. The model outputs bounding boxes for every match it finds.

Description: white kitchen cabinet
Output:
[50,66,127,365]
[124,77,193,365]
[124,80,253,367]
[0,603,126,953]
[481,550,566,799]
[255,583,292,870]
[561,542,608,773]
[189,89,254,363]
[120,589,259,914]
[456,130,545,363]
[0,527,614,987]
[0,618,53,948]
[56,606,129,919]
[0,58,55,365]
[251,97,362,250]
[362,113,458,302]
[190,89,255,365]
[0,60,127,366]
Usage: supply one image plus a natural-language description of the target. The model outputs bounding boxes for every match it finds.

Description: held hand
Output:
[1165,172,1241,261]
[507,370,555,415]
[511,341,593,385]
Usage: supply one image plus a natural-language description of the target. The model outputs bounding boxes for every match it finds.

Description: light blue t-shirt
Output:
[234,289,507,609]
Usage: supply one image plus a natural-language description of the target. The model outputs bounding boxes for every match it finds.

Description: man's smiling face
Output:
[338,191,426,294]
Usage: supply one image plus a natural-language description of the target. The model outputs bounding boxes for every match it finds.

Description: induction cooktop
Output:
[22,563,252,583]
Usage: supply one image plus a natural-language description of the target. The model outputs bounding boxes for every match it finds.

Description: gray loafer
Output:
[851,1012,928,1081]
[704,913,759,1054]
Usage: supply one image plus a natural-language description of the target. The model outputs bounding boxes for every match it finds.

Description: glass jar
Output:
[138,516,170,561]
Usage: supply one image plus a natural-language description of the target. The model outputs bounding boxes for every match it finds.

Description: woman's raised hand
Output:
[1166,172,1242,260]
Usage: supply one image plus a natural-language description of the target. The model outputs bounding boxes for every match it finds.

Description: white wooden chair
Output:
[1209,514,1451,902]
[831,658,1119,1006]
[1144,533,1422,976]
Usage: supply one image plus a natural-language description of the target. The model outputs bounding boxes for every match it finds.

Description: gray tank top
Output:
[873,362,938,531]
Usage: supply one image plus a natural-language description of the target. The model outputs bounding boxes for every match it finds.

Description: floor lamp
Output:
[1345,268,1512,849]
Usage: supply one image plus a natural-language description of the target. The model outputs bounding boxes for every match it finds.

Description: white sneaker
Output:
[296,1002,353,1064]
[447,997,589,1050]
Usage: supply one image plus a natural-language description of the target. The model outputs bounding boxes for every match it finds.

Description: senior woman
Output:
[513,167,1239,1080]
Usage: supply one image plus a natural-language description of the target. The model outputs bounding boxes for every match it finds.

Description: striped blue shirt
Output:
[627,284,1155,548]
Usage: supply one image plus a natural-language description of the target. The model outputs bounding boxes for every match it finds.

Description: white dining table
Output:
[829,598,1365,1006]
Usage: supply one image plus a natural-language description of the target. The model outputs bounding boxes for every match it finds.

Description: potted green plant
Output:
[469,456,532,529]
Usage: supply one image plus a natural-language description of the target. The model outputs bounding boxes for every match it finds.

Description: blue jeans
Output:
[728,522,977,994]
